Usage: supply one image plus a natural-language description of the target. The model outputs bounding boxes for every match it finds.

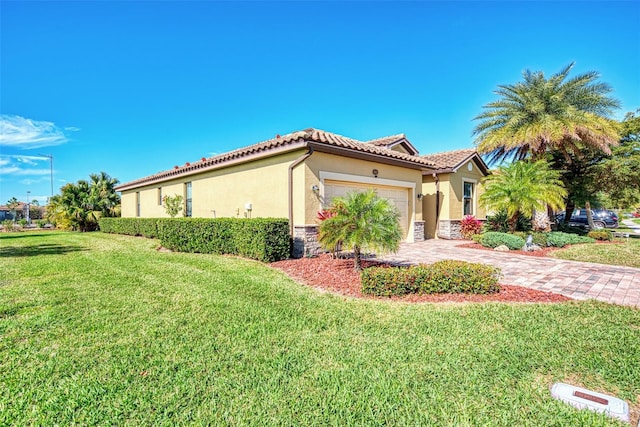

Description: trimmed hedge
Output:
[476,232,525,250]
[546,232,595,248]
[587,229,613,241]
[99,218,160,238]
[361,260,501,297]
[99,217,290,262]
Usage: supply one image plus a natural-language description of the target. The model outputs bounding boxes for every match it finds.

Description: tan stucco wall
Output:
[121,150,306,220]
[422,174,449,239]
[421,159,487,239]
[120,149,424,242]
[303,152,423,241]
[447,160,486,220]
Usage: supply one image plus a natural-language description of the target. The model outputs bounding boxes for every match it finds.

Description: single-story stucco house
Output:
[115,128,489,256]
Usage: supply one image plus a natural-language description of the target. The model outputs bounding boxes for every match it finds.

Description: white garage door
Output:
[324,180,409,238]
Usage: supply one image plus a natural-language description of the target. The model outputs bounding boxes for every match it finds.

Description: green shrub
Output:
[587,229,613,241]
[361,267,418,296]
[98,218,159,238]
[546,232,595,247]
[511,231,548,247]
[157,217,290,262]
[476,232,525,250]
[554,222,588,235]
[36,220,47,228]
[471,234,484,243]
[100,217,290,262]
[2,219,16,232]
[362,260,501,297]
[18,218,28,227]
[483,210,532,233]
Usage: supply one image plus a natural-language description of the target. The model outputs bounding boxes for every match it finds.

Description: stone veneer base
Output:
[293,221,426,258]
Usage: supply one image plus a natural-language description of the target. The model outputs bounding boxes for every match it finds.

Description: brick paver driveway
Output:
[377,240,640,308]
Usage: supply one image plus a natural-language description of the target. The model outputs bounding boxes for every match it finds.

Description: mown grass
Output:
[1,232,639,426]
[552,238,640,268]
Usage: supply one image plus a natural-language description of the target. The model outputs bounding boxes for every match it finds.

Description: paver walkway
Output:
[377,240,640,308]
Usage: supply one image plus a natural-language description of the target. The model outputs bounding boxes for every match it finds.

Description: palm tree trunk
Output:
[532,208,551,232]
[564,200,576,225]
[585,200,595,229]
[508,212,519,233]
[353,245,362,271]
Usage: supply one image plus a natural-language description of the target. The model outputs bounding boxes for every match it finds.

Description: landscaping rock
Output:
[522,244,542,252]
[494,245,510,252]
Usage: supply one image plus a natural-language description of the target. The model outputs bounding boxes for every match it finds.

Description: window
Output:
[463,181,474,216]
[185,182,192,217]
[158,187,163,205]
[136,192,141,217]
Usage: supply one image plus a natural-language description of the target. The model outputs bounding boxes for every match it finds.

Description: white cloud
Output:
[0,114,75,149]
[20,177,49,185]
[0,154,51,177]
[0,166,50,176]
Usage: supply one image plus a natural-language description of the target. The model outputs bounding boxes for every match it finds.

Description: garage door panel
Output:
[324,180,409,238]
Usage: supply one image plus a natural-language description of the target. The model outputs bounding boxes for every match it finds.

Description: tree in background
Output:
[46,172,120,231]
[6,197,20,221]
[551,109,640,218]
[473,63,620,226]
[162,194,184,218]
[89,172,121,217]
[318,189,402,271]
[594,111,640,208]
[479,160,566,232]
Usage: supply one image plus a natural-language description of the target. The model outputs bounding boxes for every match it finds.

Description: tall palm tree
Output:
[89,171,120,217]
[479,160,566,232]
[318,189,402,270]
[473,62,620,164]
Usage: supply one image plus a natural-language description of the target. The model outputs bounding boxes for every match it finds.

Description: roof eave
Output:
[308,141,434,170]
[115,140,309,192]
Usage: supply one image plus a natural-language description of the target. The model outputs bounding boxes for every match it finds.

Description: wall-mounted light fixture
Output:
[417,193,424,200]
[311,184,319,193]
[372,169,379,178]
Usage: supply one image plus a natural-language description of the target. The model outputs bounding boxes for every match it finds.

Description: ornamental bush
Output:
[460,215,483,239]
[476,232,525,250]
[587,229,613,241]
[361,260,501,297]
[546,232,595,247]
[483,210,532,233]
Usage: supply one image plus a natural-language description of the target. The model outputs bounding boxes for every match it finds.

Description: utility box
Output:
[551,382,629,423]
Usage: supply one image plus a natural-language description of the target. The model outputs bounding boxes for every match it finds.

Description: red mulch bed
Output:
[270,254,570,304]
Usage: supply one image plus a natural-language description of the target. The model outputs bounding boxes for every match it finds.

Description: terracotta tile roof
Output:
[421,148,479,170]
[0,202,28,210]
[365,134,407,147]
[116,128,437,191]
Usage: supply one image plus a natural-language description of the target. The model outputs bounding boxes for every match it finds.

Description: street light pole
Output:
[38,153,54,201]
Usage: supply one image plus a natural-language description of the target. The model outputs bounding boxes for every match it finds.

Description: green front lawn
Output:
[552,238,640,268]
[1,232,639,425]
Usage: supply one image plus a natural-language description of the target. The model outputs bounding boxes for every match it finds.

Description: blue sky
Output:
[1,1,639,205]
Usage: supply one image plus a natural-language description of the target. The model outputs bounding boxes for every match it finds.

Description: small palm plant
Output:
[480,160,566,232]
[318,189,402,270]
